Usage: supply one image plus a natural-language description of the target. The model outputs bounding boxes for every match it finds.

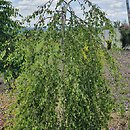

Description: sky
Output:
[10,0,129,24]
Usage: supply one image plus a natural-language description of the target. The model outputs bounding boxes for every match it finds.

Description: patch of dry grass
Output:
[108,112,130,130]
[0,92,15,130]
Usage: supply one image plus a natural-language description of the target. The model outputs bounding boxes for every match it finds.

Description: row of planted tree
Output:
[0,0,120,129]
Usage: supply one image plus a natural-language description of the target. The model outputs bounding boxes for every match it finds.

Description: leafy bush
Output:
[7,30,113,130]
[119,24,130,48]
[0,0,19,42]
[3,0,118,129]
[0,0,21,83]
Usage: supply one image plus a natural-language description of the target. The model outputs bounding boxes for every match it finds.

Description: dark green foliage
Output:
[0,0,20,42]
[119,24,130,48]
[0,30,38,82]
[0,0,22,83]
[106,40,112,50]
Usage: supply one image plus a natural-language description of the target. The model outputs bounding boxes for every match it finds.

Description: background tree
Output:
[0,0,22,85]
[120,23,130,48]
[0,0,20,42]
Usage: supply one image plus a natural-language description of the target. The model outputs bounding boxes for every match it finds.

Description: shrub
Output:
[119,24,130,48]
[0,0,21,85]
[4,0,117,129]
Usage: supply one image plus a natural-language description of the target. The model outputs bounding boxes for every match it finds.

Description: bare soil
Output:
[108,50,130,130]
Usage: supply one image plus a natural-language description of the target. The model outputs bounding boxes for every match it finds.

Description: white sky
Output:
[10,0,129,23]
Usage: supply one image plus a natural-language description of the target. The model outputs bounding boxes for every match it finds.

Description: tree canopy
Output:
[0,0,21,83]
[4,0,118,130]
[0,0,20,42]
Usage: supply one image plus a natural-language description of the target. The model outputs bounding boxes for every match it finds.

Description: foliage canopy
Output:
[2,0,117,129]
[0,0,21,80]
[0,0,20,42]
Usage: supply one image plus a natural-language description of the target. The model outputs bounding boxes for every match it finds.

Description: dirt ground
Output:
[113,50,130,106]
[108,50,130,130]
